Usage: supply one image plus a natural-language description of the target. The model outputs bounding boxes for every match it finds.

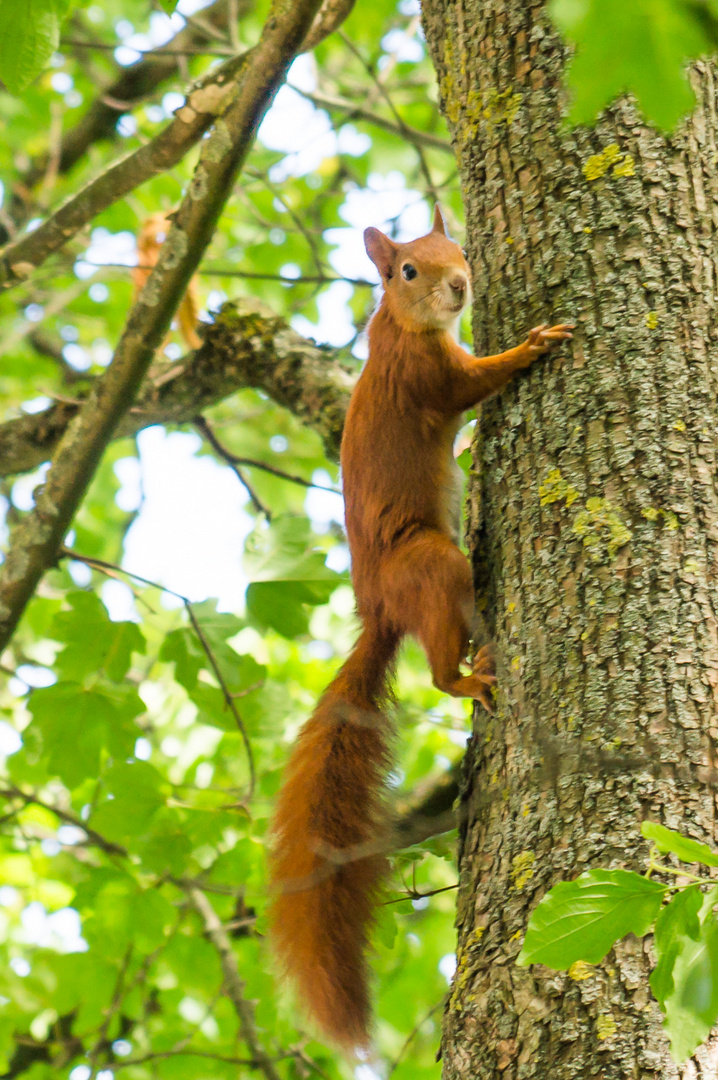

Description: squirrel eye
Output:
[402,263,418,281]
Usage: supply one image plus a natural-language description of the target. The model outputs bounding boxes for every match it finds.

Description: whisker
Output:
[411,286,441,307]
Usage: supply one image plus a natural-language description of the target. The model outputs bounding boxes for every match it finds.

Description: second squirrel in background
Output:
[269,205,573,1049]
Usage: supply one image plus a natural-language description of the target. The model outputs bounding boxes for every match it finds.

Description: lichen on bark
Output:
[422,0,718,1075]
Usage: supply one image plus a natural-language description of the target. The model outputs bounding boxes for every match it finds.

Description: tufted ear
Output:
[364,227,398,280]
[432,203,449,236]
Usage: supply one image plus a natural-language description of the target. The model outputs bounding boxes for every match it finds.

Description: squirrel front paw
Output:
[520,323,574,365]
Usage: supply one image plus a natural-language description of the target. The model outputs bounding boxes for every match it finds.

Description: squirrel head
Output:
[364,205,471,332]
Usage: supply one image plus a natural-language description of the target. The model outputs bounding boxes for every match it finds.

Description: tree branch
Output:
[0,786,128,858]
[192,415,340,492]
[302,0,356,51]
[7,0,245,230]
[393,761,462,848]
[0,0,367,293]
[295,86,453,153]
[0,298,355,478]
[187,887,283,1080]
[0,54,247,292]
[0,0,325,655]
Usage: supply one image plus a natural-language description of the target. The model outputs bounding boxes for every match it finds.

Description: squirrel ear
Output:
[432,203,449,236]
[364,227,398,280]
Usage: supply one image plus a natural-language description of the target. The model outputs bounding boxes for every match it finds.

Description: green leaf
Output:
[52,591,145,683]
[90,761,167,842]
[244,516,341,638]
[0,0,71,94]
[517,869,666,968]
[642,821,718,867]
[135,811,192,875]
[187,683,238,732]
[47,952,120,1024]
[130,886,177,950]
[160,601,256,692]
[651,885,702,1007]
[78,873,174,959]
[550,0,710,129]
[244,515,339,584]
[160,627,206,690]
[660,886,718,1062]
[247,579,337,637]
[28,682,144,788]
[236,679,291,737]
[456,447,472,477]
[374,906,398,949]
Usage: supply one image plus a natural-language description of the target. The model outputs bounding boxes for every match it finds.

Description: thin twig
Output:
[202,266,374,287]
[0,786,128,857]
[193,416,271,517]
[83,261,375,287]
[184,601,256,799]
[382,882,459,905]
[1,276,99,354]
[100,1049,271,1071]
[187,886,283,1080]
[338,29,441,204]
[39,103,64,205]
[60,37,236,57]
[56,547,257,799]
[227,0,242,51]
[245,167,326,278]
[170,876,244,896]
[193,414,339,493]
[387,999,444,1077]
[294,86,452,153]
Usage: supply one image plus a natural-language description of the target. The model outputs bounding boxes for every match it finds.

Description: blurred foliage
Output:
[1,0,713,1077]
[550,0,718,129]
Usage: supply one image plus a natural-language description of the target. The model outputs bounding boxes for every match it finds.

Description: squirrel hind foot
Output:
[436,645,497,709]
[461,672,496,711]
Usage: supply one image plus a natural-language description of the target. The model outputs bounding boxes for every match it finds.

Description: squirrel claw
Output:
[464,644,497,711]
[472,643,496,677]
[526,322,574,356]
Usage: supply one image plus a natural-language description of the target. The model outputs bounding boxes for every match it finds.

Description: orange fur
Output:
[132,213,202,351]
[269,205,573,1049]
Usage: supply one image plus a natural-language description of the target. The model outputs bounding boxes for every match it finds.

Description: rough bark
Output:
[422,2,718,1076]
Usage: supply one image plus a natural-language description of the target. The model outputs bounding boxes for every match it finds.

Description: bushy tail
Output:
[268,621,399,1050]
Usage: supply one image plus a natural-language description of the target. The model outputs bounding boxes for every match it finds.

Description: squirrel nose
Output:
[449,274,467,295]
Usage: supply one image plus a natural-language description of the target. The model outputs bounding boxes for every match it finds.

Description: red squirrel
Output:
[269,206,572,1049]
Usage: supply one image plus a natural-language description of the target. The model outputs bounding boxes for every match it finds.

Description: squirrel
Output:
[268,205,573,1050]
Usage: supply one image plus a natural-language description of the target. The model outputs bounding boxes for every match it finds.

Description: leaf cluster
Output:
[518,821,718,1062]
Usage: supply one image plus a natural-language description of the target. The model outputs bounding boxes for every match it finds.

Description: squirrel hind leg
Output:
[380,531,494,706]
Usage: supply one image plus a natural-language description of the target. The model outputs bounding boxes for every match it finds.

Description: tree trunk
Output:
[422,2,718,1076]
